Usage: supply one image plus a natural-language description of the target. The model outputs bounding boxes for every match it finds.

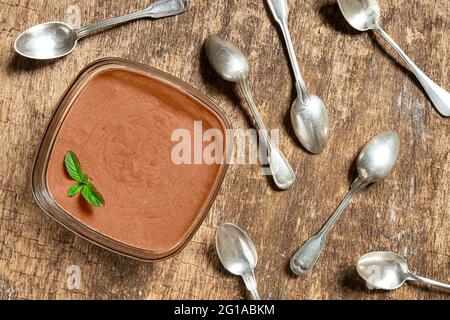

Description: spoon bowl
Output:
[357,131,400,183]
[337,0,380,31]
[205,37,250,82]
[291,94,329,154]
[216,223,258,276]
[357,251,409,290]
[15,22,78,60]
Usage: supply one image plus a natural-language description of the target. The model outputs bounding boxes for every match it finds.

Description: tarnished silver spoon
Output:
[216,223,262,300]
[290,131,400,275]
[267,0,329,154]
[14,0,189,60]
[205,35,296,190]
[337,0,450,117]
[357,251,450,291]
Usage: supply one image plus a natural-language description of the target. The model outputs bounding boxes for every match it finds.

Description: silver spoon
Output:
[266,0,329,154]
[290,131,400,275]
[14,0,189,60]
[216,223,262,300]
[205,35,296,190]
[337,0,450,117]
[357,251,450,291]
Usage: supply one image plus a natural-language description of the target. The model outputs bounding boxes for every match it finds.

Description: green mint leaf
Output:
[64,151,86,182]
[67,183,83,197]
[81,183,105,207]
[64,151,105,208]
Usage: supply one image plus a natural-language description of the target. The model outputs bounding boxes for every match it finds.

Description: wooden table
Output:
[0,0,448,300]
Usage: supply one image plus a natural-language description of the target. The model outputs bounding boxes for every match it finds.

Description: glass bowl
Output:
[32,58,231,261]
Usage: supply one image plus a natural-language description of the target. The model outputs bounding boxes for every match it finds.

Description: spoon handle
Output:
[237,78,271,140]
[409,273,450,291]
[242,271,262,300]
[290,178,368,275]
[237,78,296,190]
[266,0,310,101]
[375,27,450,117]
[76,0,186,39]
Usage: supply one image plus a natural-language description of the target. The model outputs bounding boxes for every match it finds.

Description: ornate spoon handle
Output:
[242,272,262,300]
[76,0,187,38]
[290,178,368,275]
[375,26,450,117]
[237,78,296,190]
[266,0,309,102]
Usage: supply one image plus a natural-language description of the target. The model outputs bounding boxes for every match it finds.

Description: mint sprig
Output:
[64,151,105,207]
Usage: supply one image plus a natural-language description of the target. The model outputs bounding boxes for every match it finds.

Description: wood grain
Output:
[0,0,449,300]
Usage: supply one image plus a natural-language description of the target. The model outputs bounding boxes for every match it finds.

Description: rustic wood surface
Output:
[0,0,449,300]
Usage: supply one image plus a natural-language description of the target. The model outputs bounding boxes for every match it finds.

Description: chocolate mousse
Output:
[41,63,229,259]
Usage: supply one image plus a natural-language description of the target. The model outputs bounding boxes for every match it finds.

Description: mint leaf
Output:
[65,151,86,182]
[67,183,83,197]
[64,151,105,208]
[81,183,105,207]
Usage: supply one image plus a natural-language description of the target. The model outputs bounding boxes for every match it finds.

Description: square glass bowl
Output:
[32,58,231,261]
